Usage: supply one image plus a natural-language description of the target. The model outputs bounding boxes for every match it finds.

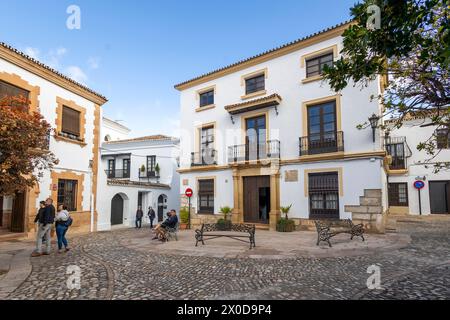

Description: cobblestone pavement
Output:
[4,220,450,300]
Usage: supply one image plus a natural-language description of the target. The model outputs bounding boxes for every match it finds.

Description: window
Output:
[147,155,156,176]
[198,179,214,214]
[107,159,115,178]
[61,106,81,138]
[308,172,339,219]
[123,159,130,178]
[200,126,214,164]
[436,128,450,149]
[306,53,333,78]
[245,74,265,95]
[388,183,409,207]
[386,142,405,169]
[57,179,78,211]
[0,80,30,109]
[199,90,214,107]
[307,101,338,154]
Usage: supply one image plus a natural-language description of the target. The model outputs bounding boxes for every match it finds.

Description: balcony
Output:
[385,136,412,170]
[138,170,160,180]
[191,149,217,167]
[105,169,130,179]
[228,140,280,163]
[299,131,344,156]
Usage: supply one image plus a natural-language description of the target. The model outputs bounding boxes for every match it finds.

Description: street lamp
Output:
[368,113,379,143]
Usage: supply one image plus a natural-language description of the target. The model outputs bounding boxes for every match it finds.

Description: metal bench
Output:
[195,223,256,249]
[159,222,179,242]
[314,219,365,247]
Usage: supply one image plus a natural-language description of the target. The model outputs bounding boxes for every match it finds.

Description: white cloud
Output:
[65,66,88,84]
[87,57,100,69]
[46,47,67,68]
[24,47,40,60]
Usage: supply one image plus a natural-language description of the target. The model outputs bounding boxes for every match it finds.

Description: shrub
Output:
[180,207,189,224]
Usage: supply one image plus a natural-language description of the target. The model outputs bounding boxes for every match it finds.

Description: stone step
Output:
[254,224,270,230]
[345,205,383,214]
[359,196,381,206]
[364,189,382,198]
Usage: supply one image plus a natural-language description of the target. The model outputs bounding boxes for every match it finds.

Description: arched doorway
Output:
[111,194,124,225]
[157,194,167,221]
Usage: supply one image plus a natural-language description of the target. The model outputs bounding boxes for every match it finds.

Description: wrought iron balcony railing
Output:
[299,131,344,156]
[228,140,280,163]
[191,149,217,167]
[385,136,411,170]
[105,169,130,179]
[138,170,160,180]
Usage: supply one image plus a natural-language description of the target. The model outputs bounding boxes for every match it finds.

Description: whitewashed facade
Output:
[96,127,180,231]
[175,22,389,231]
[0,42,106,235]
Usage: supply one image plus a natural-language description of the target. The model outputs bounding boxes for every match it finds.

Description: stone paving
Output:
[0,218,449,300]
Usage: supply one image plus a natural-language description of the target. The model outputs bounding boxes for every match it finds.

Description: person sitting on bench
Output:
[152,209,178,240]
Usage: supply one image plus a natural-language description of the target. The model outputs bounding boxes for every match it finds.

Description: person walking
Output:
[135,205,143,229]
[34,201,47,243]
[147,206,156,229]
[55,205,71,253]
[31,198,55,257]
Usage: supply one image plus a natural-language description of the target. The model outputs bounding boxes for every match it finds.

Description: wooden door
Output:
[111,194,124,225]
[243,176,270,223]
[11,191,26,233]
[429,181,450,214]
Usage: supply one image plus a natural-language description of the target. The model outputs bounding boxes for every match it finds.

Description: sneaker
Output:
[42,252,50,256]
[65,248,70,252]
[57,249,63,254]
[31,252,41,257]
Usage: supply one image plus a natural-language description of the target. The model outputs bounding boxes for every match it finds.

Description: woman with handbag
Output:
[55,205,72,253]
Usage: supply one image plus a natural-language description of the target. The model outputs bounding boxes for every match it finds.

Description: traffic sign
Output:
[185,188,193,198]
[413,180,425,190]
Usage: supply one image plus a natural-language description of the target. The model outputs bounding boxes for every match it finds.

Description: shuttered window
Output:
[198,179,214,214]
[388,183,409,207]
[308,172,339,219]
[57,179,78,211]
[199,90,214,107]
[306,53,333,78]
[0,80,30,109]
[62,106,81,137]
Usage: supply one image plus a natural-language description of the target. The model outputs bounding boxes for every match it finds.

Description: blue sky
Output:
[0,0,358,137]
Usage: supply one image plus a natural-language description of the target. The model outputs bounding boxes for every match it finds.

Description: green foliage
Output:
[280,204,292,219]
[276,218,296,232]
[140,164,146,172]
[155,163,160,173]
[323,0,449,170]
[219,206,232,220]
[180,207,189,224]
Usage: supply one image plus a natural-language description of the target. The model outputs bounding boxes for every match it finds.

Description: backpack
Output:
[65,216,73,227]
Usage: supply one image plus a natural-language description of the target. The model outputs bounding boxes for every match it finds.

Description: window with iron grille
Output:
[147,155,156,176]
[57,179,78,211]
[388,183,409,207]
[198,179,214,214]
[62,106,81,138]
[199,90,214,107]
[308,172,339,219]
[200,126,214,163]
[386,142,406,169]
[0,80,30,109]
[436,128,450,149]
[306,53,334,78]
[245,74,265,95]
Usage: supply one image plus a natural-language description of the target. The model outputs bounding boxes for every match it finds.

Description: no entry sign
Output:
[185,188,193,198]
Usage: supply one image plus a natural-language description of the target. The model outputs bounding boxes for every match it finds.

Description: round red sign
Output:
[185,188,193,198]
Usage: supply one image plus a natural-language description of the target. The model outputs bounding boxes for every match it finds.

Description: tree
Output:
[323,0,449,169]
[0,96,58,196]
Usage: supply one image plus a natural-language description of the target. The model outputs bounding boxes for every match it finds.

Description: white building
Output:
[102,117,131,142]
[385,113,450,216]
[0,42,107,235]
[96,125,180,231]
[175,22,389,232]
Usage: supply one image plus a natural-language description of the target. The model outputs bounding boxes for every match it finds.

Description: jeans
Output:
[56,224,68,250]
[135,218,142,228]
[149,216,154,228]
[36,223,52,254]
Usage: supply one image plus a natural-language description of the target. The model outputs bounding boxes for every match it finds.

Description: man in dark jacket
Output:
[147,206,156,228]
[135,206,144,229]
[153,209,178,240]
[32,198,55,257]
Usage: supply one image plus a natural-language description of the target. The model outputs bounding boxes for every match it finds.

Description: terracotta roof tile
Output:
[104,134,178,144]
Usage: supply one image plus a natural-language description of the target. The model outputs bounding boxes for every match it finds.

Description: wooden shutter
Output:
[62,106,81,136]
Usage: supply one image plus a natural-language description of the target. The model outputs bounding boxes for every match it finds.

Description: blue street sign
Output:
[414,180,425,190]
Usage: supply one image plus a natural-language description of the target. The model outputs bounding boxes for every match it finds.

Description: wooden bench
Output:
[314,219,365,247]
[195,223,256,249]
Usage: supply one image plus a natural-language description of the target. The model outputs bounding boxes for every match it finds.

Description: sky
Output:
[0,0,358,138]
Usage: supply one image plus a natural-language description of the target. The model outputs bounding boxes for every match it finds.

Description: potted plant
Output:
[155,163,160,176]
[277,204,296,232]
[217,206,232,230]
[179,207,189,230]
[140,164,146,175]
